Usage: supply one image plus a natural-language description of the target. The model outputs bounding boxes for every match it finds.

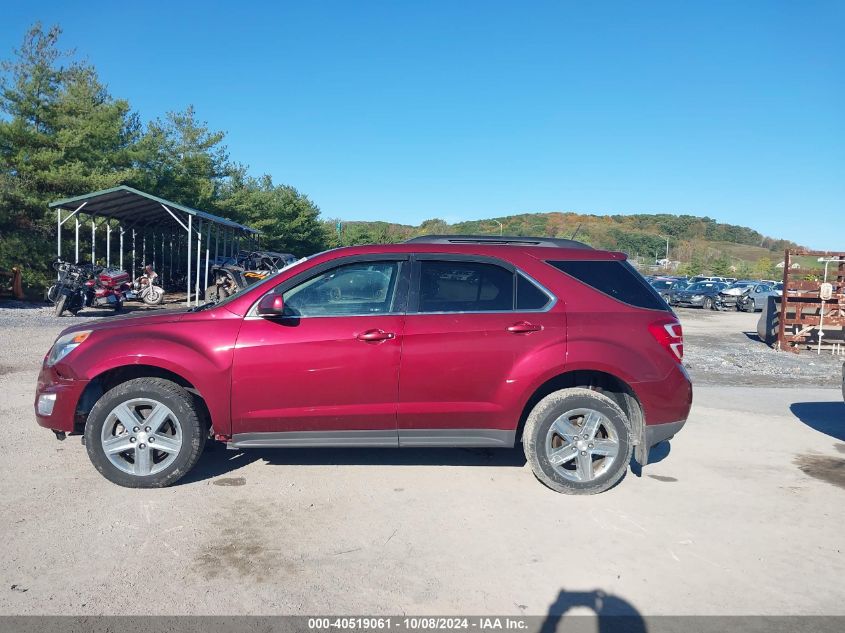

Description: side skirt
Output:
[227,429,516,449]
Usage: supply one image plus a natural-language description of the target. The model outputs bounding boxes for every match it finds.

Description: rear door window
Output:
[417,261,514,313]
[549,260,669,311]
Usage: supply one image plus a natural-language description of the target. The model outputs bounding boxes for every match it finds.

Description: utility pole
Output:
[492,220,503,235]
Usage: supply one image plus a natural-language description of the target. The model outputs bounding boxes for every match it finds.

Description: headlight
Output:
[47,330,91,366]
[692,294,704,300]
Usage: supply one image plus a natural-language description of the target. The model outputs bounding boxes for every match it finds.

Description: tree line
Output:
[0,24,326,292]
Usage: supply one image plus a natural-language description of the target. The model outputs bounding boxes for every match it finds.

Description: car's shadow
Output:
[180,444,528,485]
[790,401,845,441]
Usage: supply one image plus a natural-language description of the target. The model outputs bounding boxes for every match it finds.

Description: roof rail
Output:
[404,234,593,249]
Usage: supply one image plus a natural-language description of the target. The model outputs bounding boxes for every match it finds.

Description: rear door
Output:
[396,255,562,446]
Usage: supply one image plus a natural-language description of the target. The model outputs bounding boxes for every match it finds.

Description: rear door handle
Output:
[356,329,396,342]
[507,321,542,334]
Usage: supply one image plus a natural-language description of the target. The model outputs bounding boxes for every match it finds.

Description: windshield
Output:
[649,279,675,290]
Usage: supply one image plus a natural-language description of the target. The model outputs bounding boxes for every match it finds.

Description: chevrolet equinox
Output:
[35,235,692,494]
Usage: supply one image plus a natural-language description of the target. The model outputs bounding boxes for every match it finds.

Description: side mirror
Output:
[257,293,285,317]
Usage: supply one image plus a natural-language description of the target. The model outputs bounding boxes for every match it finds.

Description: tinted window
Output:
[549,260,669,311]
[283,261,401,316]
[517,274,551,310]
[418,261,513,312]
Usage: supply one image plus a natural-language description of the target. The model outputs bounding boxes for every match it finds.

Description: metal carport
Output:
[49,186,259,306]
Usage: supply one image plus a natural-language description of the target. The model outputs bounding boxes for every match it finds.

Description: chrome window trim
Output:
[246,256,557,318]
[245,311,406,321]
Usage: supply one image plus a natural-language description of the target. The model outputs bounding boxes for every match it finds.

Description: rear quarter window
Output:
[549,260,670,311]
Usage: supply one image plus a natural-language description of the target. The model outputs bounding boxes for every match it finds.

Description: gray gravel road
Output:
[0,301,843,616]
[680,307,842,387]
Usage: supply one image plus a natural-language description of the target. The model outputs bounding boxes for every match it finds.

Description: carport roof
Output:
[49,185,259,234]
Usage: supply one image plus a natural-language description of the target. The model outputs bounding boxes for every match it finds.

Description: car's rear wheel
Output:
[702,297,713,310]
[523,388,633,494]
[84,378,206,488]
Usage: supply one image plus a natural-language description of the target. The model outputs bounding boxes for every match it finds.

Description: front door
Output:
[231,256,409,446]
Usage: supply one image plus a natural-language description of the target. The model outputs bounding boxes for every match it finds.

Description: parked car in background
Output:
[35,235,692,495]
[716,280,759,310]
[736,283,780,312]
[669,281,727,309]
[648,277,688,301]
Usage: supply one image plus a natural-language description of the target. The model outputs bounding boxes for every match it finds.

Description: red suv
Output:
[35,236,692,494]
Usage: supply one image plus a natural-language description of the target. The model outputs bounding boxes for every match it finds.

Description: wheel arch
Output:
[515,369,645,459]
[74,364,212,435]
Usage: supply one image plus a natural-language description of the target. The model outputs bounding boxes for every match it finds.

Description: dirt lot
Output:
[0,301,843,617]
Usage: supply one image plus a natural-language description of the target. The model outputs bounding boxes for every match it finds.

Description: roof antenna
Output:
[568,223,583,241]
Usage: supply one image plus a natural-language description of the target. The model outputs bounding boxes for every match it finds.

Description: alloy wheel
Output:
[545,408,620,482]
[100,398,183,476]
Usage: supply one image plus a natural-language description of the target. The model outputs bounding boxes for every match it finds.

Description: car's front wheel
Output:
[84,378,206,488]
[522,388,633,494]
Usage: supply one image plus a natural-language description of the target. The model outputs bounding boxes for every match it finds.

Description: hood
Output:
[58,308,188,338]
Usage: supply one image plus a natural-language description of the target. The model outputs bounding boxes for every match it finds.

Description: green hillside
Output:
[323,212,799,277]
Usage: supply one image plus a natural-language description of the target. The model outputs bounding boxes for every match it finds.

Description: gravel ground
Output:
[678,307,843,388]
[0,299,843,617]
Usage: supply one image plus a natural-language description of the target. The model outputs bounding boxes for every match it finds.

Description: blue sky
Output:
[2,1,843,249]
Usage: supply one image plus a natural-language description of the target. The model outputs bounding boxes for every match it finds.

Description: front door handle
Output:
[356,329,396,342]
[507,321,542,334]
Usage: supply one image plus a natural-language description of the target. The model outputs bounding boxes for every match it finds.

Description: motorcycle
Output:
[48,261,128,316]
[122,265,165,305]
[48,261,88,317]
[85,266,128,312]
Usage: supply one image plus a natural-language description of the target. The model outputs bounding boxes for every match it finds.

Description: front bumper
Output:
[672,297,705,307]
[34,364,88,433]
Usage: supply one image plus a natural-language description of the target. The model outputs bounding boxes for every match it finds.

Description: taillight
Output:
[648,318,684,361]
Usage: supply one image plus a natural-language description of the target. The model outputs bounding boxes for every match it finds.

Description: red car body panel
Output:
[231,314,404,433]
[397,310,566,431]
[35,242,692,445]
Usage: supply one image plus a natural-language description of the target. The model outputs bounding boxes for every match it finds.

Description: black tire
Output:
[702,297,713,310]
[745,299,756,312]
[84,378,206,488]
[54,294,67,317]
[522,388,633,495]
[47,285,59,303]
[114,300,123,312]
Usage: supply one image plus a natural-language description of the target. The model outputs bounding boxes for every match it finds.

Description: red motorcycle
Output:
[83,266,129,311]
